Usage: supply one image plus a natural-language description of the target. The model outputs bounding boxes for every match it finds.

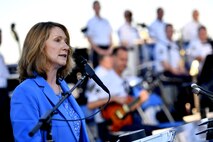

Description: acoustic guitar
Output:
[101,79,159,132]
[101,95,141,132]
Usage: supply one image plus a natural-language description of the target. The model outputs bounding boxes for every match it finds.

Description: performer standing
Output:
[86,1,113,68]
[10,22,89,142]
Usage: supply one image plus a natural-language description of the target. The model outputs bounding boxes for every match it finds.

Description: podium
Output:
[133,129,175,142]
[117,118,209,142]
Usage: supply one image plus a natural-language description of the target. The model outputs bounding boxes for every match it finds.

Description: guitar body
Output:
[101,99,134,132]
[101,80,156,132]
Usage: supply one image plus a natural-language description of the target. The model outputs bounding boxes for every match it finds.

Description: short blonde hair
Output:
[18,21,74,82]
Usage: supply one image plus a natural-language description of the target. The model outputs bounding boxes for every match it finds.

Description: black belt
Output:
[127,47,134,51]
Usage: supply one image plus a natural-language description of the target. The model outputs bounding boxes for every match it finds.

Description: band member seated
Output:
[154,24,192,119]
[86,47,159,142]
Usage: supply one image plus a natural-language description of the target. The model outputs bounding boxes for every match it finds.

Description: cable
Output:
[51,91,111,122]
[198,85,213,96]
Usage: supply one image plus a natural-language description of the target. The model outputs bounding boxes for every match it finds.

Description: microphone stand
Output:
[29,75,87,141]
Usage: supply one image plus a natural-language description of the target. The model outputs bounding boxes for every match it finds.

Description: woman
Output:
[10,22,89,142]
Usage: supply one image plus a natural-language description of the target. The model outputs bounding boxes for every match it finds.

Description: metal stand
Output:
[29,75,87,141]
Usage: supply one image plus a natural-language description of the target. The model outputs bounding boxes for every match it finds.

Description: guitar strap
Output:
[122,79,130,94]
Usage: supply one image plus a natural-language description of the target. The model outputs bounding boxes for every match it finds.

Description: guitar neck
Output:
[115,97,141,120]
[127,80,159,110]
[127,97,141,110]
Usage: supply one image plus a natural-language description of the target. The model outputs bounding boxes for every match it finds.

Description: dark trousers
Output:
[160,71,193,120]
[91,45,109,68]
[0,88,14,142]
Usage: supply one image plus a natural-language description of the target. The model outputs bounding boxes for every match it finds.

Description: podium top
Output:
[132,129,175,142]
[133,119,208,142]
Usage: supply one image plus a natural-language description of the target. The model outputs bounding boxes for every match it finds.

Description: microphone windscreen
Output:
[191,83,198,89]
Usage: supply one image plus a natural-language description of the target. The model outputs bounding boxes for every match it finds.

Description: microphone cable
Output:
[51,86,111,122]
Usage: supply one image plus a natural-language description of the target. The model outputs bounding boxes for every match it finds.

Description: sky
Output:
[0,0,213,64]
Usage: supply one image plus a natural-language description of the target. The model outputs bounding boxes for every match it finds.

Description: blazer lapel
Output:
[58,79,85,118]
[33,76,88,141]
[33,76,73,129]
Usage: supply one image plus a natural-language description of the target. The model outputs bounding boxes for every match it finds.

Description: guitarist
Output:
[86,47,158,142]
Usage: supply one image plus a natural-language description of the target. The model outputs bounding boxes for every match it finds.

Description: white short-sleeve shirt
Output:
[154,41,181,73]
[186,39,212,70]
[149,19,167,44]
[86,16,112,46]
[118,23,140,47]
[0,54,9,88]
[86,66,127,123]
[182,21,201,42]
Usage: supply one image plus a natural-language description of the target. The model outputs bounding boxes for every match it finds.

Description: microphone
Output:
[11,23,19,42]
[78,56,110,94]
[191,83,213,99]
[191,83,199,89]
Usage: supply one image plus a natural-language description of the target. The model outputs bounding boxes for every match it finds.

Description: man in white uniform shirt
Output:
[154,24,186,75]
[86,47,154,141]
[0,29,10,94]
[186,25,212,72]
[182,9,201,45]
[86,1,113,68]
[0,29,13,142]
[0,54,9,91]
[118,10,144,76]
[149,7,167,44]
[154,24,187,110]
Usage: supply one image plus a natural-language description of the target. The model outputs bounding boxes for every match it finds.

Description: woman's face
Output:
[44,27,69,70]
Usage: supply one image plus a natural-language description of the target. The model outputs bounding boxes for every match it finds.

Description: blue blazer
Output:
[10,75,89,142]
